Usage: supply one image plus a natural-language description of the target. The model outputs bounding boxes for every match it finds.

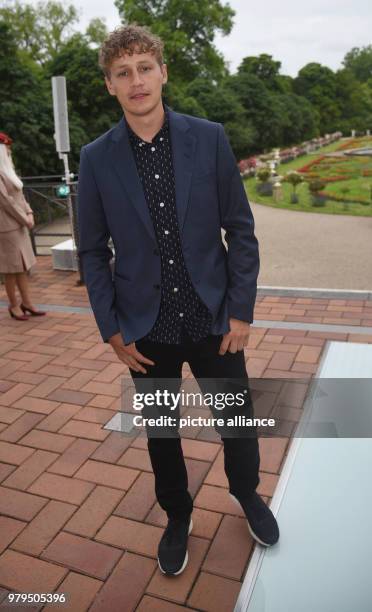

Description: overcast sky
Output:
[32,0,372,76]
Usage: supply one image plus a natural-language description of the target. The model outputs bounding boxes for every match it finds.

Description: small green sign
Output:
[56,184,70,198]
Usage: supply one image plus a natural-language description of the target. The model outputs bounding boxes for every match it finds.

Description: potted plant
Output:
[256,168,273,195]
[283,171,304,204]
[309,179,326,206]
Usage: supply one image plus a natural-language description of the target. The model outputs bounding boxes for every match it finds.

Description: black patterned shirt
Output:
[125,108,213,344]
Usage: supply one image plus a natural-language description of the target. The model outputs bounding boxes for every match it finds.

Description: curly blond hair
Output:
[99,24,164,77]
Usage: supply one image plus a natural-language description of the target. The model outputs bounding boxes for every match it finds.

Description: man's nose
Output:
[132,70,144,86]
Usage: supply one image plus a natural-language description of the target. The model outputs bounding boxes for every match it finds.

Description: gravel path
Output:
[250,202,372,290]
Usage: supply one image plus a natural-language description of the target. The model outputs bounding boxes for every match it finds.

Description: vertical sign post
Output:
[51,76,82,281]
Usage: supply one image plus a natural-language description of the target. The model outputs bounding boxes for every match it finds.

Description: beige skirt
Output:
[0,227,37,273]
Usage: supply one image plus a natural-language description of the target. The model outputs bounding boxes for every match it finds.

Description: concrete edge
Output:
[234,340,334,611]
[257,286,372,300]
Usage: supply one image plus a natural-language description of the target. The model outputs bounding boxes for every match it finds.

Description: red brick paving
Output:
[41,531,122,580]
[0,257,372,610]
[0,549,68,593]
[202,515,253,580]
[43,572,102,612]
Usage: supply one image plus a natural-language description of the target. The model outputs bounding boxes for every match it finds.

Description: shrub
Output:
[308,179,326,194]
[238,157,257,173]
[257,168,271,183]
[318,191,370,205]
[284,171,303,188]
[283,171,303,204]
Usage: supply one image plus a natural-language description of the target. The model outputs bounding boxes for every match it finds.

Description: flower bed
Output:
[318,191,370,205]
[320,175,350,183]
[337,139,359,151]
[297,156,325,173]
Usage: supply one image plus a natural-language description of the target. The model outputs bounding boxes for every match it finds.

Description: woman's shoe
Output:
[20,303,46,316]
[8,306,29,321]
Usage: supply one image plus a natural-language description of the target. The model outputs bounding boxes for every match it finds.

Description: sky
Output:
[32,0,372,77]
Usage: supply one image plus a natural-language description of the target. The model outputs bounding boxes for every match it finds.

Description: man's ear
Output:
[105,75,115,96]
[161,63,168,85]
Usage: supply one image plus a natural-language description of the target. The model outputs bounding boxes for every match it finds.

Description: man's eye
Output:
[141,66,151,71]
[118,71,128,77]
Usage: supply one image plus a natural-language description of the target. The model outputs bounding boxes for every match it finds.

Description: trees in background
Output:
[1,0,372,176]
[0,21,55,175]
[114,0,234,86]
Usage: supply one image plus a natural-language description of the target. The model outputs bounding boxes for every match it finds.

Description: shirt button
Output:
[159,202,165,207]
[173,287,178,292]
[179,312,184,317]
[169,259,174,264]
[155,174,159,179]
[160,137,164,141]
[151,147,156,151]
[164,230,169,235]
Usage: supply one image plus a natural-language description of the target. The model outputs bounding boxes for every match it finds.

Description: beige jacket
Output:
[0,171,33,232]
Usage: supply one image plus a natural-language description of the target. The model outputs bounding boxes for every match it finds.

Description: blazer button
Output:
[153,284,160,290]
[153,249,159,256]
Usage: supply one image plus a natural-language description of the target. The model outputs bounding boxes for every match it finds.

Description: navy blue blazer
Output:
[77,105,260,345]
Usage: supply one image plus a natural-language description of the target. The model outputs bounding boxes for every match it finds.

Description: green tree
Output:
[293,62,341,133]
[227,71,282,151]
[0,20,57,175]
[334,68,371,132]
[0,0,79,64]
[184,77,256,157]
[343,45,372,82]
[114,0,235,86]
[85,17,108,46]
[45,33,121,164]
[237,54,290,93]
[275,93,318,144]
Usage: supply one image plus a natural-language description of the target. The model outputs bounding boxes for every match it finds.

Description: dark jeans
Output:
[130,329,260,520]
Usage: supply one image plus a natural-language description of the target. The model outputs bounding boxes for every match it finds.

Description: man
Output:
[77,24,279,576]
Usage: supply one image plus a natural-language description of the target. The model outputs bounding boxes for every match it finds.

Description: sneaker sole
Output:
[158,518,193,575]
[229,494,273,547]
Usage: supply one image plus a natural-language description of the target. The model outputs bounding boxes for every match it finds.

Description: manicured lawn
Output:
[246,137,372,216]
[275,139,345,174]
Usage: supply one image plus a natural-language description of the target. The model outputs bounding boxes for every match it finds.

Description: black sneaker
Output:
[231,492,279,546]
[158,516,193,575]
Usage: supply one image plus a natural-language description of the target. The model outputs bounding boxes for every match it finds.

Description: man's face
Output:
[105,49,167,116]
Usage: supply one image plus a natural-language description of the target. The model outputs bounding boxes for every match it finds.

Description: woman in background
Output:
[0,132,46,320]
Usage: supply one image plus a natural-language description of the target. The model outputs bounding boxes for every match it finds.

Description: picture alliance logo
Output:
[132,388,249,411]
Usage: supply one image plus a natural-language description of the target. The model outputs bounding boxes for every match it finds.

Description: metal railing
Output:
[21,175,84,283]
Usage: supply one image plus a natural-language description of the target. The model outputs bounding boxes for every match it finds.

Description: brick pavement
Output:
[0,257,371,611]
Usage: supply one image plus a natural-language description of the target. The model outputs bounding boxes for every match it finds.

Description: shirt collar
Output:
[126,105,169,146]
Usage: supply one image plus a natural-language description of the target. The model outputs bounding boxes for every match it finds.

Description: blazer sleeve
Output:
[77,146,120,343]
[216,123,260,324]
[0,175,29,227]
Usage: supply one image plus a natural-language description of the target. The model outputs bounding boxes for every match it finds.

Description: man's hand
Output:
[219,318,250,355]
[108,332,155,373]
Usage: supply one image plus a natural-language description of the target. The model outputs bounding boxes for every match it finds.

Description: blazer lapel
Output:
[110,117,157,242]
[167,107,196,234]
[109,106,196,241]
